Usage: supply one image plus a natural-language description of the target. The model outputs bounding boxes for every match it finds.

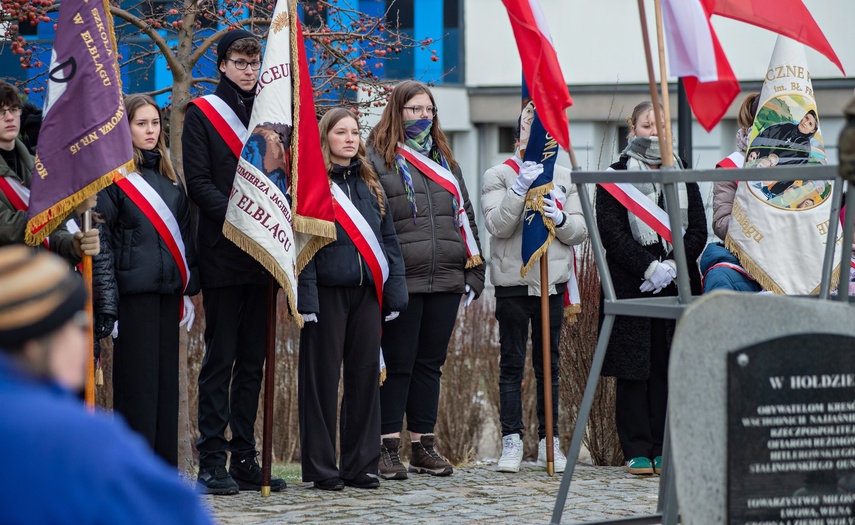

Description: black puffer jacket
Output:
[298,161,408,316]
[183,77,267,288]
[366,147,485,297]
[93,150,200,314]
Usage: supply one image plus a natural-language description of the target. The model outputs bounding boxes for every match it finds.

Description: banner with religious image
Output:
[725,36,841,295]
[222,0,335,325]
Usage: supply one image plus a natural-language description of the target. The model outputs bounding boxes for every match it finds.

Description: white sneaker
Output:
[496,434,524,473]
[536,437,567,473]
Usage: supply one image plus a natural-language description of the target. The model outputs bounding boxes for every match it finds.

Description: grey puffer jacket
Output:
[367,147,485,297]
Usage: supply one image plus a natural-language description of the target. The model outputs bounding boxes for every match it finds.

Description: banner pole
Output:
[261,277,277,497]
[540,253,554,476]
[82,210,95,411]
[653,0,675,166]
[636,0,667,157]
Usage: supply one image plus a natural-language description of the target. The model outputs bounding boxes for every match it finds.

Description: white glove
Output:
[640,262,676,294]
[542,197,564,226]
[511,161,543,195]
[73,229,100,257]
[463,284,476,308]
[302,313,318,323]
[550,185,567,207]
[384,311,400,322]
[179,295,195,332]
[111,320,119,339]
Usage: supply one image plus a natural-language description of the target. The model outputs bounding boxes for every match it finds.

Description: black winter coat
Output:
[597,155,707,380]
[182,77,267,288]
[93,150,200,319]
[298,161,408,316]
[366,147,485,297]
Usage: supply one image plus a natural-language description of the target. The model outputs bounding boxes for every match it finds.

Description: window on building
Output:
[498,126,517,154]
[18,20,39,36]
[617,125,630,154]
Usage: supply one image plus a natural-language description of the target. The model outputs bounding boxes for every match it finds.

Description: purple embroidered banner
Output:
[25,0,133,245]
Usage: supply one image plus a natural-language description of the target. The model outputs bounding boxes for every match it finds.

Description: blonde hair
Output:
[319,108,386,217]
[366,80,458,171]
[124,94,178,184]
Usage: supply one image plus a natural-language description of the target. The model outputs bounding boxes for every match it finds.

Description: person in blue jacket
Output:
[0,245,213,525]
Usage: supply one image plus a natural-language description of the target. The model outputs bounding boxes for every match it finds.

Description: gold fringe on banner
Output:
[25,165,130,246]
[563,303,582,324]
[724,235,841,295]
[520,182,556,278]
[223,221,303,328]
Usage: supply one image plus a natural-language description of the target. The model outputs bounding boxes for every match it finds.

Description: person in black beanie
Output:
[183,29,285,494]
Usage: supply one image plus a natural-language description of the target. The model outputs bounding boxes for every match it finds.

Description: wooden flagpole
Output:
[653,0,676,165]
[82,210,96,411]
[540,255,554,476]
[636,0,673,166]
[261,277,277,496]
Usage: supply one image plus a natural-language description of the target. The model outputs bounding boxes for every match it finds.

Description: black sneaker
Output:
[229,452,286,492]
[343,473,380,489]
[197,465,239,495]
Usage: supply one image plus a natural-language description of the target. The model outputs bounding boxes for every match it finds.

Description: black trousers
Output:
[379,292,461,435]
[298,286,381,482]
[196,284,269,467]
[495,294,562,441]
[113,293,181,466]
[615,318,670,459]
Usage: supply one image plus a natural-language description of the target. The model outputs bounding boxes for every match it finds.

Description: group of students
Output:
[0,27,836,508]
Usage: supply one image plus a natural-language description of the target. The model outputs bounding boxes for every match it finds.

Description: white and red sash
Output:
[716,151,744,170]
[397,144,481,263]
[188,94,248,159]
[114,173,189,292]
[504,157,580,315]
[0,176,50,248]
[598,169,684,244]
[331,183,388,308]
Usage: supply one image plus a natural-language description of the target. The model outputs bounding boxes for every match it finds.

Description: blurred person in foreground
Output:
[0,245,213,525]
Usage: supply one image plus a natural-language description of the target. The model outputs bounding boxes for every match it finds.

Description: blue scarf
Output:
[395,119,457,222]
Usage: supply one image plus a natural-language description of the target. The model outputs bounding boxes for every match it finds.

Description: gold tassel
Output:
[95,365,104,386]
[379,367,387,386]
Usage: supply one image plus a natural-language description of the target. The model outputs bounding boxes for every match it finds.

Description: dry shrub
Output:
[559,240,624,466]
[435,293,499,464]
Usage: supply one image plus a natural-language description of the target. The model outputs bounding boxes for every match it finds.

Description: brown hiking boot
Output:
[378,437,408,480]
[409,434,453,476]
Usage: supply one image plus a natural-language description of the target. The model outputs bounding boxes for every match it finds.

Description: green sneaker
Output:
[626,456,654,475]
[653,455,662,475]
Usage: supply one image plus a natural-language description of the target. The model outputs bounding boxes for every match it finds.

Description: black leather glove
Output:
[94,314,116,341]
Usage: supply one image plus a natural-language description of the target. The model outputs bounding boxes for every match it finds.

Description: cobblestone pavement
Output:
[205,461,661,524]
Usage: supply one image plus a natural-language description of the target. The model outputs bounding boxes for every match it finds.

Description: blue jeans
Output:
[496,293,562,440]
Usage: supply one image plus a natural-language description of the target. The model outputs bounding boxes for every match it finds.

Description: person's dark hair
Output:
[124,94,179,184]
[367,80,457,171]
[802,109,819,137]
[0,81,22,111]
[228,38,262,60]
[319,108,386,217]
[737,93,760,131]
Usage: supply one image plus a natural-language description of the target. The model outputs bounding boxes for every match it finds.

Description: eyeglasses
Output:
[0,107,22,118]
[403,105,438,117]
[228,59,262,71]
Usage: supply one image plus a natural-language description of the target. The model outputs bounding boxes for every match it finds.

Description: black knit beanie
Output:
[217,29,257,68]
[0,246,87,349]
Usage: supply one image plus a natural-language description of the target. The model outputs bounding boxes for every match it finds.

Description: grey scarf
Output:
[622,136,684,169]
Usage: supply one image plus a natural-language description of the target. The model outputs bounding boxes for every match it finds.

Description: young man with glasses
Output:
[0,81,99,263]
[183,29,286,495]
